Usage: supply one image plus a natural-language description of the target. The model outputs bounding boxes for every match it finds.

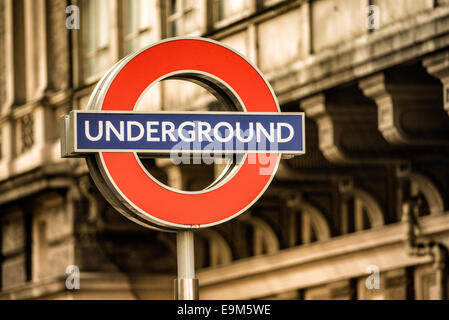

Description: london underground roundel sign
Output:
[62,38,305,231]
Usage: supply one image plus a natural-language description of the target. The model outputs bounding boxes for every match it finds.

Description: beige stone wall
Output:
[312,0,368,51]
[258,6,310,72]
[373,0,434,27]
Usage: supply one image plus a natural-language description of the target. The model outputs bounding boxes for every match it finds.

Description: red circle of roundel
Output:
[100,38,280,227]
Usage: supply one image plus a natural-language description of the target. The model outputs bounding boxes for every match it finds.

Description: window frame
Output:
[165,0,205,37]
[78,0,119,85]
[119,0,160,57]
[212,0,256,30]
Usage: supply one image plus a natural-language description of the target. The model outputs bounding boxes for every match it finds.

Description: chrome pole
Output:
[175,230,199,300]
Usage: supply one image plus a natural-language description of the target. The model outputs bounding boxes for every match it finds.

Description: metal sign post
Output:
[61,37,306,300]
[175,230,198,300]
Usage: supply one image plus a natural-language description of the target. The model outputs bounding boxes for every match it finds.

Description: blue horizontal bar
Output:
[74,112,304,154]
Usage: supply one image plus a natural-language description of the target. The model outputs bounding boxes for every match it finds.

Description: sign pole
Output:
[175,230,199,300]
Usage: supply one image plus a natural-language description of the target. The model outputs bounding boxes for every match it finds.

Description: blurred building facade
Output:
[1,0,449,299]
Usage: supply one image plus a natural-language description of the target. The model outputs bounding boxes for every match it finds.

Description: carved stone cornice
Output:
[0,162,74,205]
[271,7,449,105]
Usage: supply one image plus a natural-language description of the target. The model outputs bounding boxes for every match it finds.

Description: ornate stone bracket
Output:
[300,92,398,164]
[360,72,449,146]
[423,50,449,115]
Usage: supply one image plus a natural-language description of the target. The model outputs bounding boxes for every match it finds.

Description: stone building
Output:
[1,0,449,300]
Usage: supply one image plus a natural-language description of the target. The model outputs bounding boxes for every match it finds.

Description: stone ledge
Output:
[197,214,449,299]
[0,273,173,300]
[269,6,449,104]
